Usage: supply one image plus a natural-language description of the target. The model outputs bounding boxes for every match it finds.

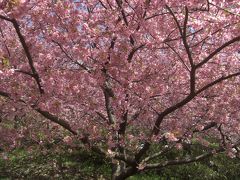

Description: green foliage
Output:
[128,153,240,180]
[0,144,240,180]
[0,147,111,179]
[153,153,240,180]
[1,57,10,68]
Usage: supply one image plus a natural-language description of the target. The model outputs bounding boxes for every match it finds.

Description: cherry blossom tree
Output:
[0,0,240,179]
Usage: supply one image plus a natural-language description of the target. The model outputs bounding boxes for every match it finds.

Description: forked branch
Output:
[0,15,44,94]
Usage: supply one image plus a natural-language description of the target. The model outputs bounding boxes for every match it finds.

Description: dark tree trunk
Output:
[111,161,137,180]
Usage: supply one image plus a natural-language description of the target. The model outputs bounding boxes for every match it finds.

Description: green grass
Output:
[1,144,240,180]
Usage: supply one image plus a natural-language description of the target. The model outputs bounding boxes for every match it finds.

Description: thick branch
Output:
[0,90,77,135]
[154,71,240,134]
[35,108,77,135]
[14,69,35,77]
[12,19,44,94]
[137,71,239,161]
[0,91,10,98]
[103,89,115,124]
[98,0,107,9]
[196,36,240,68]
[115,0,128,26]
[111,153,136,166]
[109,37,117,49]
[196,71,240,94]
[166,6,196,93]
[0,15,12,21]
[96,111,108,123]
[193,121,217,133]
[166,5,182,36]
[127,44,145,63]
[118,110,128,136]
[144,140,240,170]
[218,124,227,147]
[144,148,224,170]
[142,121,217,164]
[0,15,44,94]
[182,6,194,67]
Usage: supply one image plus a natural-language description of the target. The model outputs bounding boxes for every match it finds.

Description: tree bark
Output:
[111,161,137,180]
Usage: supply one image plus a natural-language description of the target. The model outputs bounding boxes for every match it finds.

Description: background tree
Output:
[0,0,239,179]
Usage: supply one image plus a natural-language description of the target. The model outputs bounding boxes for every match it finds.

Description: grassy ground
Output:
[1,145,240,180]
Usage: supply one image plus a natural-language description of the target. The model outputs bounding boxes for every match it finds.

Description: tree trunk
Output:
[111,161,137,180]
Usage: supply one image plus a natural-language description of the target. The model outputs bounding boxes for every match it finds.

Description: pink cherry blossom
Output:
[0,0,240,178]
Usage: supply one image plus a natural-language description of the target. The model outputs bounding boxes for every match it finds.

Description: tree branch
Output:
[136,71,239,161]
[52,40,91,73]
[0,90,77,135]
[193,121,217,133]
[196,36,240,69]
[14,69,35,77]
[165,5,183,36]
[0,15,44,94]
[35,108,77,135]
[115,0,128,26]
[144,148,224,170]
[165,43,190,71]
[103,87,115,124]
[0,91,10,98]
[182,6,194,67]
[166,6,196,94]
[127,44,145,63]
[218,124,227,147]
[196,71,240,95]
[142,121,217,164]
